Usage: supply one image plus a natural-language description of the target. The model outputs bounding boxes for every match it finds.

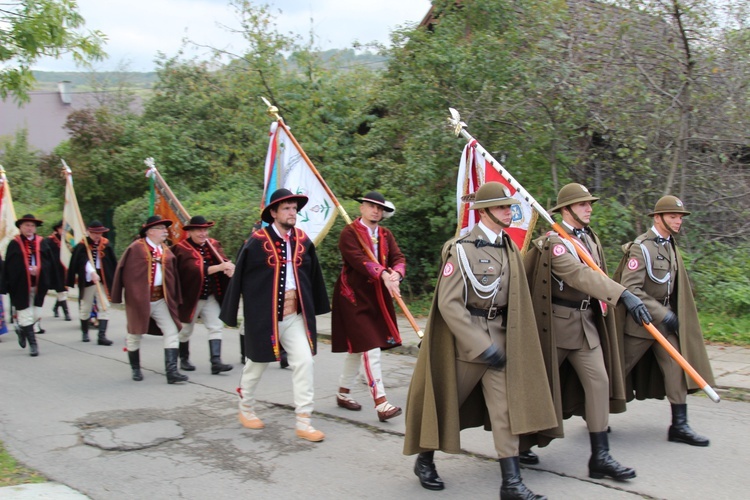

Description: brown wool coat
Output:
[614,235,715,400]
[522,230,627,449]
[172,238,229,323]
[111,239,182,335]
[403,230,556,456]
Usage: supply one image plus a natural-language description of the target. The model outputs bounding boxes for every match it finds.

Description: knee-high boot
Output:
[52,301,60,318]
[499,457,546,499]
[668,403,709,446]
[239,332,246,364]
[209,339,233,374]
[97,319,113,346]
[16,324,27,349]
[128,350,143,381]
[60,301,71,321]
[25,326,39,357]
[588,432,636,481]
[179,341,196,371]
[165,348,189,384]
[81,320,90,342]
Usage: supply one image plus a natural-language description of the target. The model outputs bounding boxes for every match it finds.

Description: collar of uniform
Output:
[271,223,291,242]
[357,217,378,239]
[650,225,670,241]
[477,221,503,244]
[145,237,161,251]
[187,237,206,249]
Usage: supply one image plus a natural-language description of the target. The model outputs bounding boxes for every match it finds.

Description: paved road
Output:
[0,305,748,499]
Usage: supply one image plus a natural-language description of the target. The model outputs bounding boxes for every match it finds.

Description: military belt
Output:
[551,297,591,310]
[467,306,507,320]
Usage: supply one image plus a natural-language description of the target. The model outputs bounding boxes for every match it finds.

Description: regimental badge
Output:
[627,258,639,270]
[481,276,488,284]
[552,244,566,257]
[443,262,454,277]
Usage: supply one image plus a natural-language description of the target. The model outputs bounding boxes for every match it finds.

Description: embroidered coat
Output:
[614,230,714,400]
[1,235,53,309]
[172,237,230,323]
[110,238,182,335]
[331,219,405,353]
[522,227,627,448]
[66,237,117,298]
[219,227,330,363]
[403,228,556,455]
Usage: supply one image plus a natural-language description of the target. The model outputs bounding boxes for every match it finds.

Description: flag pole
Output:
[261,97,424,339]
[61,160,110,312]
[447,108,719,403]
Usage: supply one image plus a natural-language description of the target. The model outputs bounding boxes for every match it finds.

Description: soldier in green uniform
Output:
[404,182,557,499]
[614,195,714,446]
[523,183,651,482]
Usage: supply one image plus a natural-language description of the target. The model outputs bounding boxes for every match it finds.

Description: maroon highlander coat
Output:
[172,237,230,323]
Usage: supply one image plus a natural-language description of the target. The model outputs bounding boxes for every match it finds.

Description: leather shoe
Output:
[238,411,264,429]
[414,455,444,490]
[377,403,402,422]
[295,414,325,442]
[519,450,539,465]
[337,394,362,411]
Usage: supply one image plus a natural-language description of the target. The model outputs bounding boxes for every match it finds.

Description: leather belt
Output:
[552,296,590,310]
[283,290,298,318]
[467,306,507,320]
[150,285,164,302]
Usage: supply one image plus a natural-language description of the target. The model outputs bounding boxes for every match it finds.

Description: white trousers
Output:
[17,290,42,327]
[79,286,110,320]
[178,295,223,342]
[239,313,314,415]
[338,348,386,403]
[126,299,180,350]
[56,290,68,301]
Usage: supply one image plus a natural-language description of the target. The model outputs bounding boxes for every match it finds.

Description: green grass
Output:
[0,441,46,487]
[699,312,750,346]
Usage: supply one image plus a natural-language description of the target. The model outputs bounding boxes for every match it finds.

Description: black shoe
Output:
[279,350,289,369]
[668,404,709,446]
[128,350,144,381]
[588,432,636,481]
[519,450,539,465]
[414,452,444,491]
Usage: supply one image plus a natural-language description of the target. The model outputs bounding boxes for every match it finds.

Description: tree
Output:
[0,0,106,102]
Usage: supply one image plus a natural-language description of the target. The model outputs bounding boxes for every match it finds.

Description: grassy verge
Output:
[700,312,750,346]
[0,441,46,487]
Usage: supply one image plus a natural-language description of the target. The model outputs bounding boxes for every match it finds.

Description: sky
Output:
[32,0,433,72]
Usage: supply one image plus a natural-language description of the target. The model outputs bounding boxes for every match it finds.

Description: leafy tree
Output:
[0,0,106,102]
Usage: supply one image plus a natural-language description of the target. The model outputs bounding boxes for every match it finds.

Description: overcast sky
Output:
[32,0,432,72]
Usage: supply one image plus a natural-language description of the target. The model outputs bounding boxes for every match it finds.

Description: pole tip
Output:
[703,385,721,403]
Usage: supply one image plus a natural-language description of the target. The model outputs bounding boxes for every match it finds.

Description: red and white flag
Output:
[456,143,537,251]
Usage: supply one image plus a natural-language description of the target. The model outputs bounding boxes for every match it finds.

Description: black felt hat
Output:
[261,189,309,224]
[15,214,44,228]
[183,215,215,230]
[140,215,173,237]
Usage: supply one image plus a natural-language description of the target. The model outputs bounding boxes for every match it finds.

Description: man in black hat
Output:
[66,221,117,345]
[1,214,53,356]
[331,191,405,422]
[172,215,235,374]
[614,195,714,447]
[43,221,71,321]
[220,188,330,442]
[111,215,186,384]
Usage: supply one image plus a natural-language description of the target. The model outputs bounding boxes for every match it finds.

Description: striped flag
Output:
[61,170,87,268]
[456,143,537,252]
[262,121,337,245]
[0,169,19,259]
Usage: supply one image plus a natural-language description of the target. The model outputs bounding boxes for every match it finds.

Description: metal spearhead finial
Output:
[261,96,281,121]
[448,107,466,137]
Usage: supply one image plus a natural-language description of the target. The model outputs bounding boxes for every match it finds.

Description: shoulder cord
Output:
[638,243,671,285]
[455,242,501,301]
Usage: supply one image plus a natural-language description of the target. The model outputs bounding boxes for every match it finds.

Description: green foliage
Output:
[0,0,106,102]
[699,312,750,346]
[689,242,750,317]
[0,440,46,486]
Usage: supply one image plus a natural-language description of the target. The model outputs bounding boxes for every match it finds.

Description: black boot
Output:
[179,341,196,371]
[34,321,45,334]
[165,348,189,384]
[414,451,444,491]
[279,349,289,369]
[209,339,233,374]
[97,319,113,346]
[81,320,90,342]
[60,301,71,321]
[499,457,546,500]
[16,324,27,349]
[128,350,144,381]
[53,301,60,318]
[25,326,39,357]
[668,403,709,446]
[240,332,246,364]
[588,432,636,481]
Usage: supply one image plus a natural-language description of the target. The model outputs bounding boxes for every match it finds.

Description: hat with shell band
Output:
[469,182,519,210]
[648,195,691,216]
[549,183,599,213]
